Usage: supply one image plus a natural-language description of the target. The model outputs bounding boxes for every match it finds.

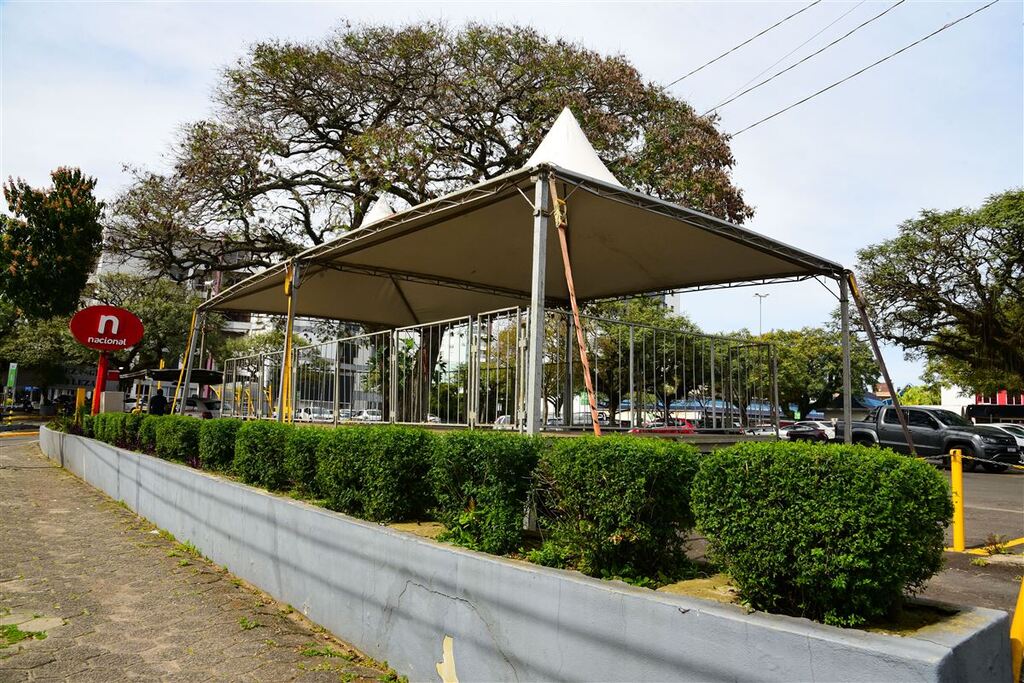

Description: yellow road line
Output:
[0,430,39,438]
[946,537,1024,555]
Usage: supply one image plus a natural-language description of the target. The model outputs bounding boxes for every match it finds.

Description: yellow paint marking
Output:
[435,635,458,683]
[0,431,39,438]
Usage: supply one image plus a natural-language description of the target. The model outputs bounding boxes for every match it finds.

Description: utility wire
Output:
[709,0,901,116]
[665,1,822,88]
[717,0,868,106]
[731,0,1000,137]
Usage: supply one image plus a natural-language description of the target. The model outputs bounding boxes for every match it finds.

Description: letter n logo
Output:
[97,315,120,335]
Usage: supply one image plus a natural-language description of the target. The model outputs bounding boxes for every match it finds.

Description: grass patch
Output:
[1,624,47,647]
[301,643,354,660]
[238,616,260,630]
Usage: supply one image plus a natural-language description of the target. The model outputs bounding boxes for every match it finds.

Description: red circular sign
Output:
[69,305,145,351]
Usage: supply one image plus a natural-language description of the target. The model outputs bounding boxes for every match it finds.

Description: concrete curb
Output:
[39,426,1012,682]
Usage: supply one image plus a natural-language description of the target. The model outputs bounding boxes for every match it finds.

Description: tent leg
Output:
[840,273,853,444]
[525,174,550,435]
[278,261,298,423]
[180,311,205,414]
[174,309,200,415]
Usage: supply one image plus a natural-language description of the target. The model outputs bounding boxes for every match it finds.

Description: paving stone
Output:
[0,438,397,682]
[16,618,63,633]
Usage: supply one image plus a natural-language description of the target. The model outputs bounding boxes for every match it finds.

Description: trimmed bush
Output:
[692,441,952,627]
[234,421,293,490]
[81,413,94,438]
[137,415,161,453]
[154,415,201,465]
[431,431,542,554]
[93,413,130,447]
[532,436,700,585]
[317,425,434,522]
[123,412,145,448]
[285,426,326,495]
[198,418,242,471]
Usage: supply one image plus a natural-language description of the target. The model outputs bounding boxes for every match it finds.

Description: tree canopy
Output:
[761,326,877,418]
[0,168,104,318]
[106,22,751,283]
[856,190,1024,393]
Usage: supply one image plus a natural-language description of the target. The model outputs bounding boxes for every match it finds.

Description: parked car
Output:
[353,409,383,422]
[176,396,220,419]
[836,407,1020,472]
[786,422,830,443]
[984,423,1024,448]
[628,418,696,435]
[296,406,332,423]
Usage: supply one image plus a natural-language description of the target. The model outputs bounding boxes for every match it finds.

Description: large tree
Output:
[0,168,104,318]
[106,22,751,283]
[856,190,1024,393]
[762,327,877,418]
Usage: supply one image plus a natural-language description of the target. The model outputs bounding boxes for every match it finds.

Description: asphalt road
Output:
[940,466,1024,549]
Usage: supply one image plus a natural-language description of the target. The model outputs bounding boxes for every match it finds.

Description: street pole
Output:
[754,293,769,336]
[525,172,549,434]
[839,274,853,444]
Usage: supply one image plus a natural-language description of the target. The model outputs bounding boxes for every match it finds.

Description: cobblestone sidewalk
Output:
[0,436,393,682]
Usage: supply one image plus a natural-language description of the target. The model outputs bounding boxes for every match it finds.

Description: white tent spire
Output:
[363,195,397,226]
[526,107,623,187]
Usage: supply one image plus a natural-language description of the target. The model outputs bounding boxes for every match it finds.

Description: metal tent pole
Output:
[277,261,299,423]
[840,273,853,443]
[177,311,203,415]
[525,173,550,434]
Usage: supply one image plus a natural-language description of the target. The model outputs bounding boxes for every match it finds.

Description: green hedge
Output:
[123,413,145,449]
[286,426,327,495]
[431,431,541,554]
[532,436,700,584]
[154,415,201,465]
[692,441,952,627]
[199,418,242,471]
[92,413,125,447]
[317,425,434,522]
[137,415,161,453]
[234,421,293,490]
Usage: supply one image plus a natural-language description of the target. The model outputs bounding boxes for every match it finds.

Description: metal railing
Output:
[220,307,777,432]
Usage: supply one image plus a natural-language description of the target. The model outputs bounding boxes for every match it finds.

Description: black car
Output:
[786,423,829,443]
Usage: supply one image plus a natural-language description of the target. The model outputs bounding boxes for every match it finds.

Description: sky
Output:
[2,0,1022,387]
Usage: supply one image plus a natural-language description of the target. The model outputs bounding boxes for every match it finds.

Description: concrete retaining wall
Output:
[40,427,1011,682]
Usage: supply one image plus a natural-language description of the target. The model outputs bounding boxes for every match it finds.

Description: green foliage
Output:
[0,167,104,318]
[316,425,434,522]
[154,416,201,465]
[198,418,242,471]
[692,441,952,626]
[285,426,326,495]
[430,431,541,554]
[899,384,940,406]
[234,421,293,490]
[857,189,1024,393]
[0,316,95,389]
[138,415,161,453]
[81,413,94,438]
[92,413,128,447]
[760,327,877,418]
[123,412,145,448]
[532,436,700,584]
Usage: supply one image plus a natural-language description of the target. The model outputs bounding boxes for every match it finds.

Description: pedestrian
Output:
[149,388,168,416]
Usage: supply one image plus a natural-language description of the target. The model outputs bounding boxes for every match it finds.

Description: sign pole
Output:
[91,352,109,415]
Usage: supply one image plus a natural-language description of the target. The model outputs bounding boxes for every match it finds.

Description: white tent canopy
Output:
[202,109,843,326]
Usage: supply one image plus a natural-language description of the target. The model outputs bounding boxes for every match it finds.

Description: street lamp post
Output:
[754,293,769,336]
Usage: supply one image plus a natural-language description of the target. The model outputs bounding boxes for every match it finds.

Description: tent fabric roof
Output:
[202,163,843,326]
[202,108,843,326]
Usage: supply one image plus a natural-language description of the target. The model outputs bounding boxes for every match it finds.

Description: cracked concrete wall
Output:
[40,428,1012,682]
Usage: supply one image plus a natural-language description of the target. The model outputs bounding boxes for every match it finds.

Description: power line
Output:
[731,0,1000,137]
[665,1,822,88]
[704,0,905,115]
[717,0,868,106]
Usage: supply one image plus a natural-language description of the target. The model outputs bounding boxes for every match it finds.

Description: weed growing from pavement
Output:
[177,559,190,567]
[301,644,354,660]
[970,557,989,567]
[178,541,202,558]
[1,624,46,647]
[984,534,1009,555]
[238,616,260,630]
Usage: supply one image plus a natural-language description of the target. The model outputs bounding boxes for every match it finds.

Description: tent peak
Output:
[526,108,622,187]
[363,195,398,226]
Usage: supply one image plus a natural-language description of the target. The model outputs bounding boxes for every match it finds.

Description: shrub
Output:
[154,415,201,465]
[92,413,128,447]
[532,436,700,584]
[123,412,145,449]
[317,425,434,522]
[430,431,541,554]
[285,426,326,495]
[234,421,293,490]
[137,415,161,453]
[199,418,242,471]
[692,441,952,627]
[81,413,94,438]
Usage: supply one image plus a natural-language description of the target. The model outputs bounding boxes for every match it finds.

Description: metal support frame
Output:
[840,274,853,444]
[176,310,202,415]
[628,326,636,428]
[525,174,550,434]
[709,340,717,429]
[333,341,342,426]
[277,261,299,423]
[771,346,781,434]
